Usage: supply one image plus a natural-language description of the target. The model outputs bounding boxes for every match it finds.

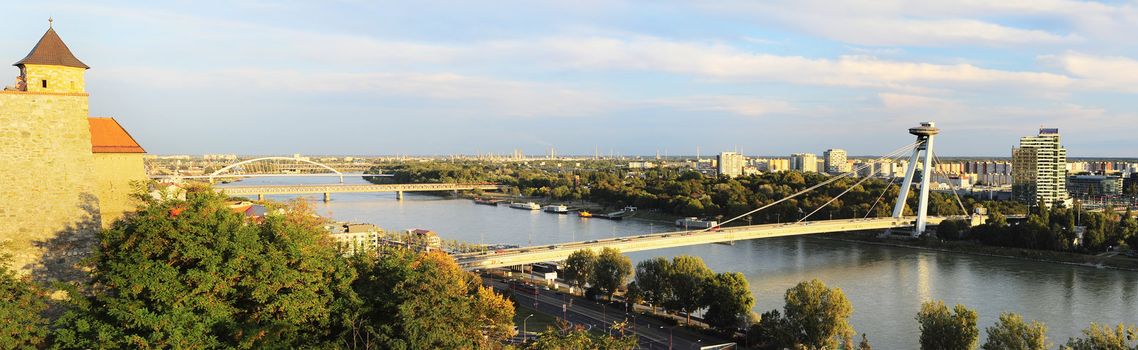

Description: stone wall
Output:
[0,90,98,281]
[92,153,147,227]
[22,64,86,94]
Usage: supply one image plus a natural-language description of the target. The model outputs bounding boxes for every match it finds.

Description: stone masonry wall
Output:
[22,64,86,94]
[92,153,147,227]
[0,90,98,281]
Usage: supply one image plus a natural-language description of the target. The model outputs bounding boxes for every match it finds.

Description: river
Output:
[221,177,1138,348]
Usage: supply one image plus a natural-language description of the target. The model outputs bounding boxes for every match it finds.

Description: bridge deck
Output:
[457,216,966,269]
[217,183,502,195]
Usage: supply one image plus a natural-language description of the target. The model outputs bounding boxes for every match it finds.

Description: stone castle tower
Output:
[0,23,147,280]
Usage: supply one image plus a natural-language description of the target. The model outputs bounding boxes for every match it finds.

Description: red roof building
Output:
[88,117,145,153]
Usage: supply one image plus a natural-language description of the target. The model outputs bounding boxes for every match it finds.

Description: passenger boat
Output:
[675,217,718,229]
[577,210,593,218]
[509,202,541,210]
[543,204,569,214]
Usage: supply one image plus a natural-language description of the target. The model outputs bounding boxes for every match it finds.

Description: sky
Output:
[3,1,1137,157]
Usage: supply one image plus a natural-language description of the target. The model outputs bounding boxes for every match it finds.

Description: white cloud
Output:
[95,67,616,118]
[652,95,798,117]
[530,36,1073,90]
[698,0,1081,47]
[1040,52,1138,92]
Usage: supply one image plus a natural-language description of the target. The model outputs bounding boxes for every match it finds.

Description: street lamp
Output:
[523,314,534,343]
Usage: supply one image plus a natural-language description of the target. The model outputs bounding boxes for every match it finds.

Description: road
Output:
[486,278,731,349]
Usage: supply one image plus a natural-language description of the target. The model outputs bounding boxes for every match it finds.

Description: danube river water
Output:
[223,177,1138,348]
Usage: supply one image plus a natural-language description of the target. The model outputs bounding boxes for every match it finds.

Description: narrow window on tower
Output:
[42,80,48,88]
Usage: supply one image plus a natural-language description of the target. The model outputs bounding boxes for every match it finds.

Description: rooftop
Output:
[88,117,145,153]
[14,26,89,69]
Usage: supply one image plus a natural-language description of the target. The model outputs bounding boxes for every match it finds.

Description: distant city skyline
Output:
[3,1,1136,156]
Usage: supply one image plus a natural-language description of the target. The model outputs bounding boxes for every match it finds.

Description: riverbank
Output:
[820,232,1138,272]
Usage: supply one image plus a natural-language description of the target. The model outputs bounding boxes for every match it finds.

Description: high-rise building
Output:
[1012,128,1069,206]
[823,149,849,174]
[790,153,818,172]
[717,151,745,178]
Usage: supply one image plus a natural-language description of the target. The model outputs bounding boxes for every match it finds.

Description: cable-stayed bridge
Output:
[456,215,978,269]
[456,122,984,270]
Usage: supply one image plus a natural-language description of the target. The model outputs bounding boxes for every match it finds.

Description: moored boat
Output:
[675,217,718,229]
[577,210,593,218]
[543,204,569,213]
[509,202,541,210]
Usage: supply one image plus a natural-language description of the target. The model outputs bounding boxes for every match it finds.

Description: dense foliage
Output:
[701,271,755,331]
[26,186,516,350]
[1062,323,1138,350]
[982,313,1050,350]
[51,189,356,349]
[663,255,714,325]
[527,320,637,350]
[917,300,980,350]
[0,252,49,349]
[591,247,632,300]
[349,249,516,349]
[747,279,858,350]
[965,204,1138,253]
[563,249,596,290]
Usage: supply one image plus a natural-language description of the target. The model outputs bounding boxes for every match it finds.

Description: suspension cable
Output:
[931,151,970,216]
[796,170,877,223]
[708,140,922,230]
[864,175,899,219]
[797,143,920,223]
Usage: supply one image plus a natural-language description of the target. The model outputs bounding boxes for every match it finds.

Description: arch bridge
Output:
[149,156,390,183]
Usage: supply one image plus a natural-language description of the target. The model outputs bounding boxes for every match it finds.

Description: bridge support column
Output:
[892,122,940,237]
[323,192,331,202]
[257,194,264,201]
[396,191,404,200]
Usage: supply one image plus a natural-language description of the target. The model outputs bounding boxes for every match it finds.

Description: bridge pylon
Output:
[892,122,939,236]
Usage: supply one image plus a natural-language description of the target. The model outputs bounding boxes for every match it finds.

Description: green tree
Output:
[0,252,49,349]
[917,300,979,350]
[781,279,855,349]
[528,320,637,350]
[590,247,632,300]
[702,272,754,331]
[663,255,713,325]
[51,190,356,349]
[351,249,516,349]
[981,313,1049,350]
[634,257,671,313]
[564,249,598,290]
[1062,323,1138,350]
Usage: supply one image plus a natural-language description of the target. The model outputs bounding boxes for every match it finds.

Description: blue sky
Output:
[3,1,1137,157]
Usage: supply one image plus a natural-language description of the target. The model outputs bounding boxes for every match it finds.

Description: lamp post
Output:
[523,314,534,343]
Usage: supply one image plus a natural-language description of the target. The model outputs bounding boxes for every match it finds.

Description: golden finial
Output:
[48,17,53,28]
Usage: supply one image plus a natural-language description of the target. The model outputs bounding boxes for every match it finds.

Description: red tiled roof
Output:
[88,117,145,153]
[14,27,89,69]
